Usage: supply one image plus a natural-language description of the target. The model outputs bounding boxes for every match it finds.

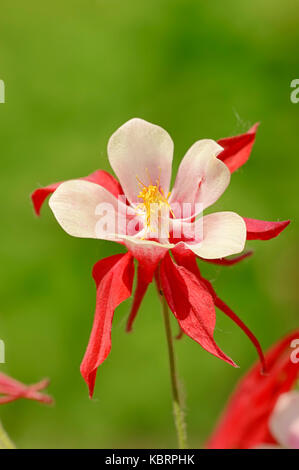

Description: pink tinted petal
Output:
[108,118,173,205]
[49,180,133,240]
[160,253,236,367]
[31,169,123,216]
[170,140,230,215]
[186,212,246,259]
[244,218,290,240]
[122,236,172,274]
[80,253,134,397]
[217,123,259,173]
[270,392,299,449]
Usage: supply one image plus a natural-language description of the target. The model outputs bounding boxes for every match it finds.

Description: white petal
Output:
[186,211,246,259]
[49,180,134,239]
[108,118,174,204]
[169,217,202,242]
[270,392,299,449]
[121,234,174,269]
[170,139,230,215]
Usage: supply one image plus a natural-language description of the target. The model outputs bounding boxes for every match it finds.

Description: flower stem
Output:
[159,290,188,449]
[0,421,15,449]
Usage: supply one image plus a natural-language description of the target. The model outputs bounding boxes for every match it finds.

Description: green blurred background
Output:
[0,0,298,449]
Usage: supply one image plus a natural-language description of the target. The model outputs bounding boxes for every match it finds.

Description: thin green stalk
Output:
[159,290,188,449]
[0,421,15,449]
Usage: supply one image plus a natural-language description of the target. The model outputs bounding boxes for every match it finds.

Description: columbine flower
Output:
[0,372,53,405]
[206,330,299,449]
[32,118,289,397]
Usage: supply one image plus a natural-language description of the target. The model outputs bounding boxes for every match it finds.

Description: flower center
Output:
[136,175,173,232]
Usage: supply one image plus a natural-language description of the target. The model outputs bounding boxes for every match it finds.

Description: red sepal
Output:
[244,218,290,240]
[80,252,134,398]
[217,123,259,173]
[160,253,237,367]
[172,245,265,370]
[126,261,154,332]
[31,169,123,216]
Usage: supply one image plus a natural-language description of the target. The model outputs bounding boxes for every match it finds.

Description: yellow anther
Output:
[136,176,174,230]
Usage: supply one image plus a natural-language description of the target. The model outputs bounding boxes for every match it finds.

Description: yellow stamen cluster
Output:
[136,175,172,231]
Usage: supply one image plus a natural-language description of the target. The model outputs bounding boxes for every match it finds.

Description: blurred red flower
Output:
[0,373,53,405]
[207,330,299,449]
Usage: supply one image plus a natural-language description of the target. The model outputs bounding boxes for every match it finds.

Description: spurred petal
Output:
[201,251,253,266]
[80,252,134,397]
[0,373,53,405]
[170,139,230,215]
[172,245,265,370]
[160,253,236,367]
[31,169,124,216]
[49,180,133,240]
[244,218,290,240]
[206,330,299,449]
[186,212,246,259]
[213,297,266,372]
[108,118,174,205]
[126,261,154,332]
[217,123,259,173]
[270,392,299,449]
